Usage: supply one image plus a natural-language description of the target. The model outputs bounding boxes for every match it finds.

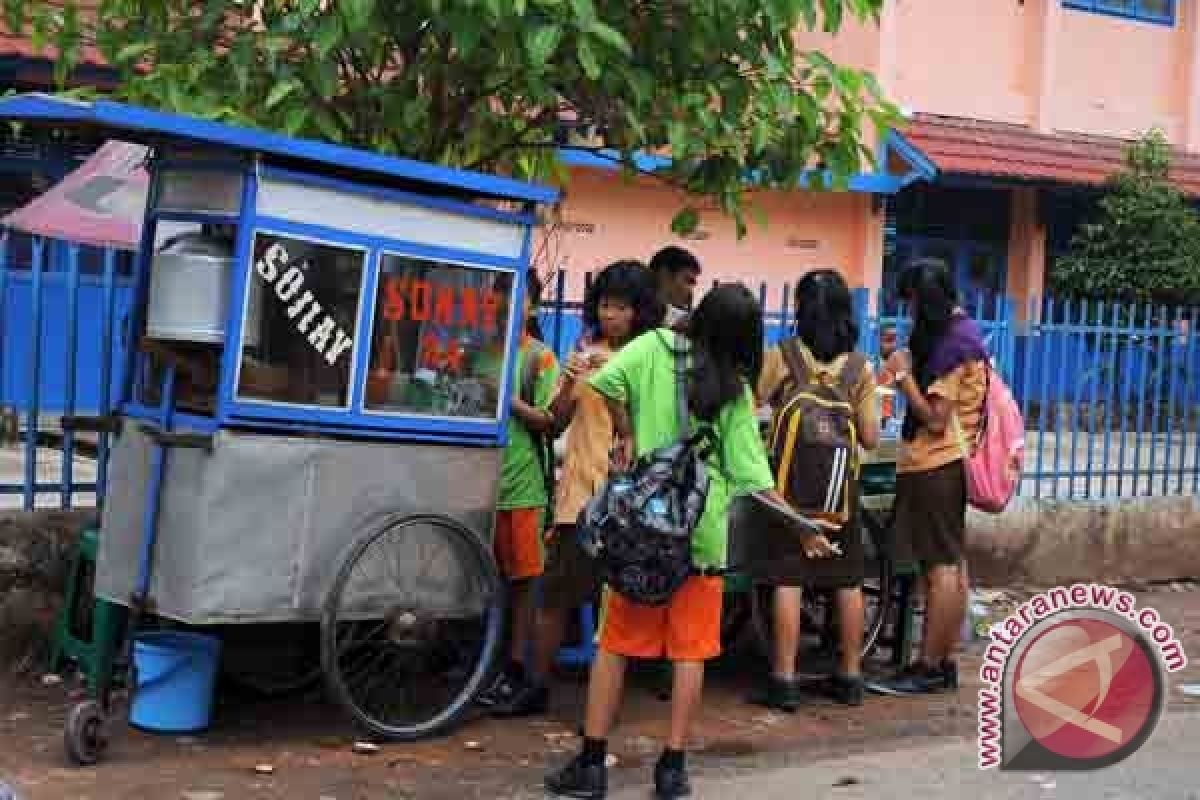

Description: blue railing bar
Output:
[96,248,118,503]
[0,482,100,495]
[1084,300,1105,500]
[1017,296,1037,498]
[1020,466,1189,480]
[1052,296,1069,499]
[1039,295,1055,499]
[1116,302,1136,498]
[551,268,566,357]
[0,233,8,406]
[1131,303,1152,497]
[61,243,81,508]
[1101,301,1120,498]
[1161,307,1180,495]
[1064,296,1080,498]
[1182,307,1198,493]
[1146,305,1168,497]
[23,237,45,512]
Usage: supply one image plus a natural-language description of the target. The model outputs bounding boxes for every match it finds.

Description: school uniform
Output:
[755,341,878,589]
[587,329,775,661]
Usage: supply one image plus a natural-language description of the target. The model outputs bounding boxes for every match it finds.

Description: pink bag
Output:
[955,364,1024,513]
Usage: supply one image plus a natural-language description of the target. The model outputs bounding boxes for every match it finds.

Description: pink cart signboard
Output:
[2,140,149,251]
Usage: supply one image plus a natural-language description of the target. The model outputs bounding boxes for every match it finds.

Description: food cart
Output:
[0,94,558,762]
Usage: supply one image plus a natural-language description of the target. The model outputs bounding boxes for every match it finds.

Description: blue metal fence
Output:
[2,245,1197,509]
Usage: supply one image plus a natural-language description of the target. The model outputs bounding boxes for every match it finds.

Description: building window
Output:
[1063,1,1175,25]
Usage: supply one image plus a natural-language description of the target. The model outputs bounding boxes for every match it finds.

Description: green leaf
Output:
[588,22,631,56]
[116,42,155,63]
[576,39,600,79]
[569,0,596,25]
[314,16,342,58]
[525,24,562,66]
[265,81,300,110]
[671,206,700,236]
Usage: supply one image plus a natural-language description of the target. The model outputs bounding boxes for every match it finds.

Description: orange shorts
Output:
[598,576,723,662]
[494,508,545,580]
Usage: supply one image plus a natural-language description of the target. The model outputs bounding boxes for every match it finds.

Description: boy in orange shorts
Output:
[478,270,560,716]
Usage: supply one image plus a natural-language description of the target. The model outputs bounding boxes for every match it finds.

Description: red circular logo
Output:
[1012,617,1159,762]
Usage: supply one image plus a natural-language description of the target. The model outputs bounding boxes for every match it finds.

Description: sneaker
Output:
[653,761,692,799]
[830,672,865,706]
[545,754,607,799]
[489,682,549,718]
[748,675,803,713]
[872,662,941,696]
[938,659,960,691]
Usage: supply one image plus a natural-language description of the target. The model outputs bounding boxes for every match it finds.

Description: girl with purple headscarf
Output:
[878,258,988,696]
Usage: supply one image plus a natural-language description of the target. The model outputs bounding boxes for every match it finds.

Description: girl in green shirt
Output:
[546,283,836,800]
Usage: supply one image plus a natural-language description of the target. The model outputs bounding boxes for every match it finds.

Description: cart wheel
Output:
[64,700,107,766]
[321,513,504,742]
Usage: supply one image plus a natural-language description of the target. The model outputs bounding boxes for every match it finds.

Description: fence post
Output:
[550,268,566,357]
[97,248,119,504]
[61,243,81,509]
[852,287,871,357]
[0,232,7,412]
[23,237,46,511]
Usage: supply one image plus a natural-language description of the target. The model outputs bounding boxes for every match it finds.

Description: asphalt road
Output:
[602,710,1200,800]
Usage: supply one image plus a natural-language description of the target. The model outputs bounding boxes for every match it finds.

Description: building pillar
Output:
[1007,187,1046,322]
[1184,2,1200,152]
[1033,0,1063,134]
[859,195,886,312]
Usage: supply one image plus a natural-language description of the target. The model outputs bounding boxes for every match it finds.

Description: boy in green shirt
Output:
[478,270,560,718]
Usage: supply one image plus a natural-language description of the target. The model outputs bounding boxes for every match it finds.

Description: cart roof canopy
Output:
[0,93,559,206]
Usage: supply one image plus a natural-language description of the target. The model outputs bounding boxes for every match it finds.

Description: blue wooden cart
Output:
[0,93,558,762]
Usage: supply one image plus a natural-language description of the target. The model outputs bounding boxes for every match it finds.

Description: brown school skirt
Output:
[893,460,967,569]
[749,484,865,591]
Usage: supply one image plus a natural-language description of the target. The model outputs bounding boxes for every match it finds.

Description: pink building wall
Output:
[535,168,877,299]
[548,1,1200,305]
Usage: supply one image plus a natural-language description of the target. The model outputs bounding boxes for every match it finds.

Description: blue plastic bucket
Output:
[129,631,222,734]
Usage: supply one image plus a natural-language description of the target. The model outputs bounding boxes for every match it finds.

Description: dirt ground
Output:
[2,587,1198,800]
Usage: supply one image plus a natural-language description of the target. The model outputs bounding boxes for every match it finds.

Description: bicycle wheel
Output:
[321,513,504,741]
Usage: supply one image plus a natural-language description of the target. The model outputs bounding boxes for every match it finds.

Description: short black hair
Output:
[792,269,859,362]
[583,260,663,339]
[648,246,701,277]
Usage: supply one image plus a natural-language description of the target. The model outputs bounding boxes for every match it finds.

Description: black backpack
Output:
[520,339,556,524]
[576,338,714,606]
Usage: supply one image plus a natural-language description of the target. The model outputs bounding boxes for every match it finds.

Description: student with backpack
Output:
[545,283,836,800]
[477,269,561,713]
[753,269,881,710]
[878,259,988,696]
[492,260,663,718]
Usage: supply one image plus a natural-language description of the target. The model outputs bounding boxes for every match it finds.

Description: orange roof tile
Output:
[905,114,1200,196]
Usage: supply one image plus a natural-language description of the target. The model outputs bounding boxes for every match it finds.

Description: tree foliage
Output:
[1052,131,1200,305]
[4,0,898,236]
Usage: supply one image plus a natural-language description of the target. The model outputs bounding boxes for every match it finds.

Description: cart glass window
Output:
[364,254,516,420]
[235,232,366,408]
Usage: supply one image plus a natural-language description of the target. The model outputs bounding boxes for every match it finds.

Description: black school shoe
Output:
[654,761,692,799]
[873,660,959,696]
[545,754,607,799]
[488,680,549,718]
[748,675,804,713]
[830,672,865,706]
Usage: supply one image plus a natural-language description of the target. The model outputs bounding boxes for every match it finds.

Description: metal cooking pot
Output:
[146,232,262,347]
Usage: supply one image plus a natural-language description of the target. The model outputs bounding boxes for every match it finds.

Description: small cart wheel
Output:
[321,513,504,742]
[64,700,108,766]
